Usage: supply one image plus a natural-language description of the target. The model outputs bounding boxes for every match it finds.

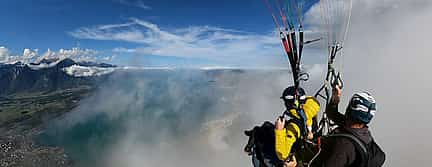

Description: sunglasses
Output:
[282,95,306,102]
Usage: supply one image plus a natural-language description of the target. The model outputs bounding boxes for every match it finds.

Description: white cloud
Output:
[69,18,293,67]
[70,27,149,43]
[0,46,10,63]
[113,47,136,53]
[22,48,39,63]
[117,0,151,10]
[63,65,115,77]
[98,22,136,30]
[2,47,108,65]
[32,48,99,63]
[102,55,116,61]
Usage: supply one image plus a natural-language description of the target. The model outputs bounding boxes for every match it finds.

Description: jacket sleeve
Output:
[304,97,321,128]
[322,138,356,167]
[325,102,345,126]
[274,122,300,161]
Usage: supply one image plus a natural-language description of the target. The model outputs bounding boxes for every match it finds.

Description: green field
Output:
[0,86,94,127]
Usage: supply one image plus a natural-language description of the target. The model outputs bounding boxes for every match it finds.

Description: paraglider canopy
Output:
[320,0,353,50]
[262,0,354,135]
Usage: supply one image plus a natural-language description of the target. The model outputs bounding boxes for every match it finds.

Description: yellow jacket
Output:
[275,96,320,161]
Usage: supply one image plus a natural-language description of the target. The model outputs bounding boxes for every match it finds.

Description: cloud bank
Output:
[44,69,298,167]
[306,0,432,166]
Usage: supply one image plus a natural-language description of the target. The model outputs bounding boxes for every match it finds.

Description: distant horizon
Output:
[1,55,328,72]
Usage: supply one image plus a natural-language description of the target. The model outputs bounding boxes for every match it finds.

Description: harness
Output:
[285,114,319,166]
[308,128,371,167]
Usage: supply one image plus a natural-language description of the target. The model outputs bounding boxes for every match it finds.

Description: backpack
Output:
[244,119,319,167]
[310,131,385,167]
[244,121,284,167]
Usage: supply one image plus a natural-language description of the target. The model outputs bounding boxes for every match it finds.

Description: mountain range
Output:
[0,58,116,95]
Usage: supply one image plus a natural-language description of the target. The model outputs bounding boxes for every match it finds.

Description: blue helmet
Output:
[345,92,377,124]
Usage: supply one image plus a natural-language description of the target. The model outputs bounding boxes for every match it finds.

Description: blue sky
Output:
[0,0,321,67]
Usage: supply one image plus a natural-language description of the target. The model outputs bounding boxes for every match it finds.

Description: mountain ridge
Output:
[0,58,115,96]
